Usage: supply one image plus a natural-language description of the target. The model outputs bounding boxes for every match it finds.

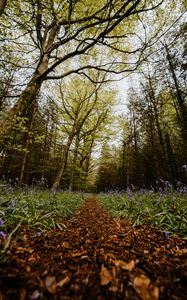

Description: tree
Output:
[164,43,187,142]
[96,142,120,192]
[52,74,115,190]
[0,0,7,16]
[0,0,164,145]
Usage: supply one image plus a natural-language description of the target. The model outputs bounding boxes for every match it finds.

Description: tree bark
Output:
[52,134,74,191]
[0,0,7,16]
[68,133,80,191]
[165,43,187,142]
[19,99,37,185]
[0,75,42,148]
[0,23,59,147]
[147,74,169,178]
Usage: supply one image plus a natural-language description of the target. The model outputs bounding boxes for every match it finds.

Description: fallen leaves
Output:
[1,198,186,300]
[56,276,70,288]
[62,241,70,249]
[45,276,56,294]
[100,265,112,285]
[114,259,135,271]
[133,274,159,300]
[29,290,41,300]
[174,248,187,256]
[15,247,34,254]
[104,252,136,271]
[71,250,87,258]
[45,275,70,294]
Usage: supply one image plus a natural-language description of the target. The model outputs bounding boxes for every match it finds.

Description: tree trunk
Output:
[165,44,187,142]
[0,23,59,147]
[121,139,126,189]
[147,101,159,180]
[52,135,74,191]
[0,75,42,148]
[147,75,169,179]
[0,0,7,16]
[132,108,139,185]
[165,131,178,184]
[68,133,80,191]
[19,99,37,185]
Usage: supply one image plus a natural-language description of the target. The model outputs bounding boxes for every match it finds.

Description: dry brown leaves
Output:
[0,197,186,300]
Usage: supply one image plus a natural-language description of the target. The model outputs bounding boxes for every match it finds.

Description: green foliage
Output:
[0,186,85,232]
[99,192,187,237]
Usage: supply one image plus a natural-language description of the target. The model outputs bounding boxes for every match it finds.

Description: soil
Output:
[0,196,187,300]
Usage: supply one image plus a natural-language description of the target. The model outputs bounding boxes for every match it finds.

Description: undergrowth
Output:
[98,192,187,238]
[0,184,85,233]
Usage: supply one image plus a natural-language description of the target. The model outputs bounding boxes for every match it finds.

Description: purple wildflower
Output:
[0,231,7,240]
[0,219,4,226]
[126,186,134,199]
[164,231,170,240]
[36,232,42,237]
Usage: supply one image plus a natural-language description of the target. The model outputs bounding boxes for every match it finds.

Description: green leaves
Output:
[99,192,187,237]
[0,188,85,232]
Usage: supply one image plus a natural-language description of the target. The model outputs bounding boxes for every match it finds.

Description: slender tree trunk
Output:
[83,141,94,185]
[52,135,74,191]
[165,132,178,184]
[83,151,92,185]
[148,75,169,179]
[0,0,7,16]
[147,102,159,180]
[19,99,37,184]
[132,109,139,185]
[44,117,55,162]
[120,139,126,189]
[68,133,80,191]
[126,145,130,187]
[165,43,187,142]
[42,111,50,161]
[19,143,29,184]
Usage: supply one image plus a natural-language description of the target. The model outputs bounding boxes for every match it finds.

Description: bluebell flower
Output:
[164,231,170,240]
[0,231,7,239]
[126,186,134,199]
[0,219,4,226]
[36,232,42,237]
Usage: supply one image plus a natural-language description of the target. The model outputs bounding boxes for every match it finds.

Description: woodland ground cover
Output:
[99,189,187,238]
[0,181,186,250]
[0,195,186,300]
[0,183,86,251]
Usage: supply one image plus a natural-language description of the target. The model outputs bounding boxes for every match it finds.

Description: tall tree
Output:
[0,0,164,145]
[0,0,7,16]
[52,74,114,190]
[164,43,187,142]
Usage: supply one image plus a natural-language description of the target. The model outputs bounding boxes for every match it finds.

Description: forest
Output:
[0,0,186,192]
[0,1,187,299]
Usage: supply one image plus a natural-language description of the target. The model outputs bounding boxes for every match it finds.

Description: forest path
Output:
[0,196,187,299]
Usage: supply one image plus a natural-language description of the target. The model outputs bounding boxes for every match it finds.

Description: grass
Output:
[98,191,187,238]
[0,183,85,233]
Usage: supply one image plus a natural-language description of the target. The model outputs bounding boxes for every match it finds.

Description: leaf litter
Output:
[0,196,186,299]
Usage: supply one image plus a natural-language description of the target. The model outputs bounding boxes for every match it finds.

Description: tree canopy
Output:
[0,0,186,190]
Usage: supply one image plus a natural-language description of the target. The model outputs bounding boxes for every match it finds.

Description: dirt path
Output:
[0,197,187,299]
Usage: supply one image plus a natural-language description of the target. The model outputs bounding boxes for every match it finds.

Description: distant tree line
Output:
[96,22,187,191]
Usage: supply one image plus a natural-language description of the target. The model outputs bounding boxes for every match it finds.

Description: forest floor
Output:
[0,196,187,300]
